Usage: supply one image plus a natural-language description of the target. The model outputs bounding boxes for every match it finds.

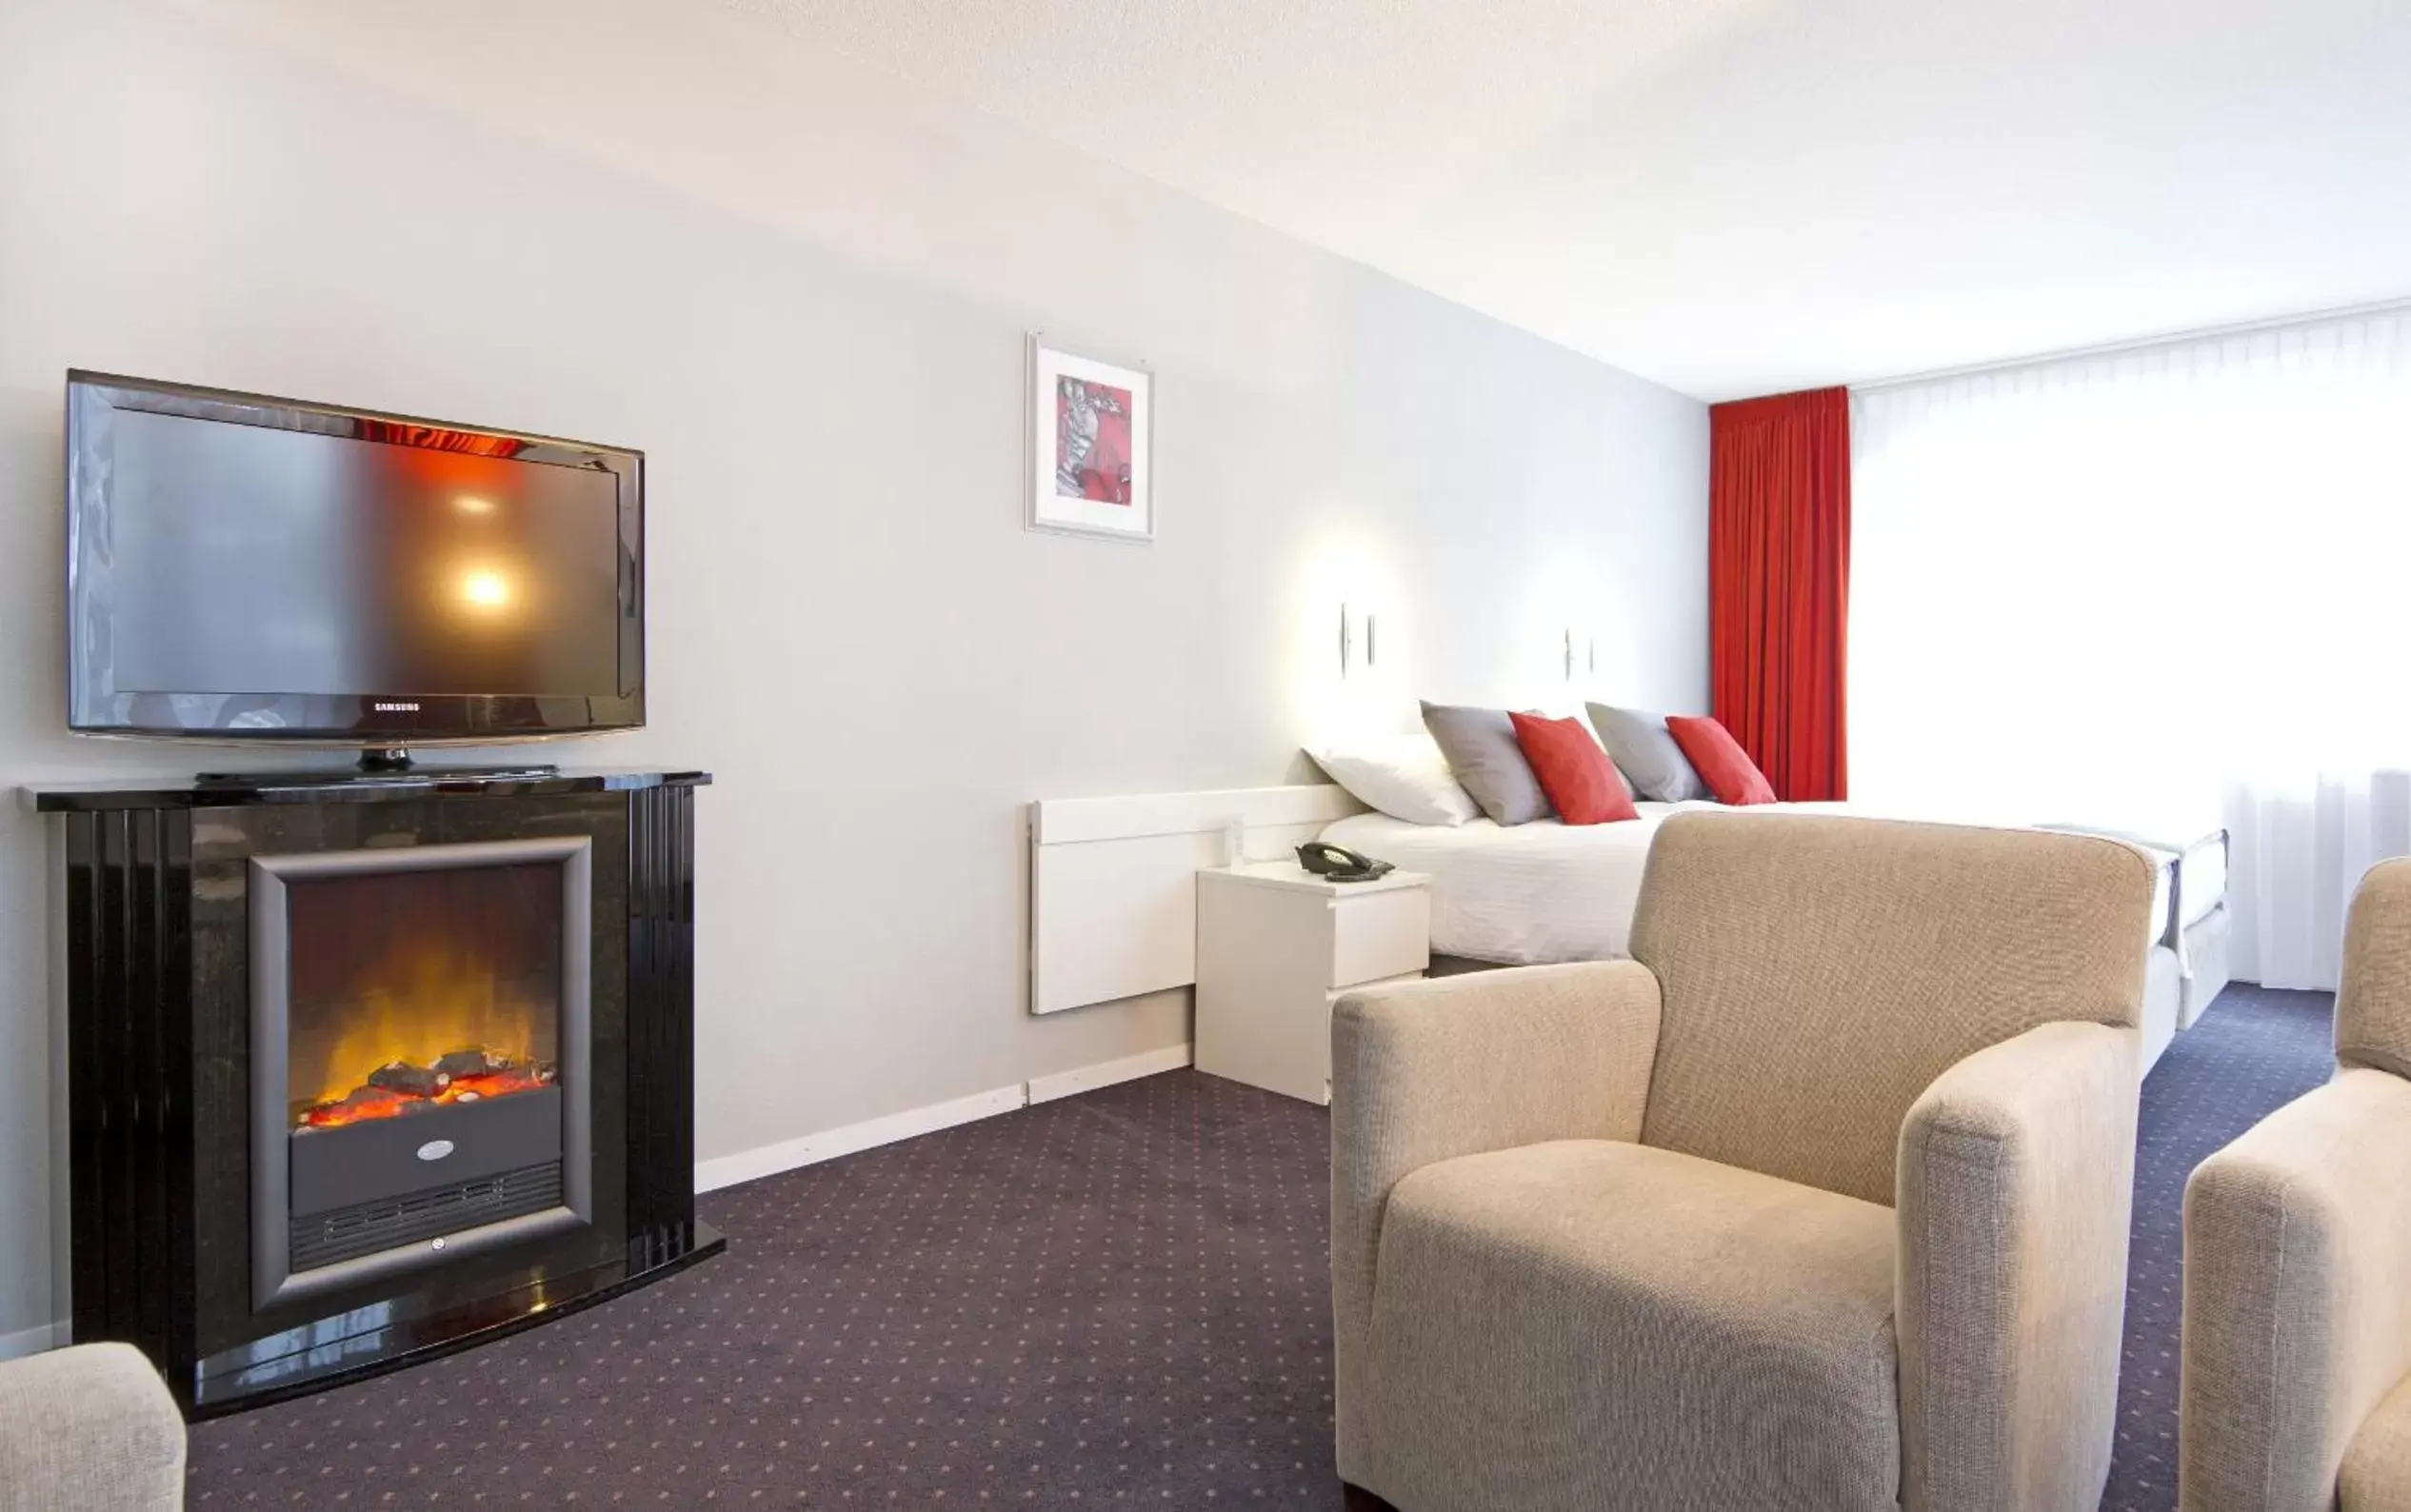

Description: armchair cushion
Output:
[1363,1138,1900,1511]
[0,1342,186,1509]
[2344,1374,2411,1512]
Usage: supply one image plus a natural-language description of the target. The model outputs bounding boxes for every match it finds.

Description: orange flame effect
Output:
[298,1065,553,1128]
[291,939,551,1129]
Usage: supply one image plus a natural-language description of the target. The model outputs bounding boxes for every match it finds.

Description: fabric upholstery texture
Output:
[1584,702,1706,802]
[1367,1139,1901,1512]
[1664,714,1779,805]
[1896,1021,2141,1512]
[1328,962,1662,1488]
[2344,1376,2411,1512]
[1508,710,1638,825]
[0,1342,187,1509]
[1331,813,2152,1512]
[1631,811,2155,1205]
[2182,1067,2411,1511]
[2182,861,2411,1512]
[1419,701,1552,826]
[2338,857,2411,1080]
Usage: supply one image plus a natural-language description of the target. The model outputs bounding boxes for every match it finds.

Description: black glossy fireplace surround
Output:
[33,768,718,1417]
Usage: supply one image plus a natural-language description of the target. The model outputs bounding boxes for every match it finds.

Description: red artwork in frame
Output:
[1055,377,1134,505]
[1029,338,1153,541]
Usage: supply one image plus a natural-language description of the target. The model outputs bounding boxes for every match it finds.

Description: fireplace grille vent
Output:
[290,1161,564,1273]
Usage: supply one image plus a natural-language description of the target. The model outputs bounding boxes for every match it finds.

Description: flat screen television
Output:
[66,371,644,752]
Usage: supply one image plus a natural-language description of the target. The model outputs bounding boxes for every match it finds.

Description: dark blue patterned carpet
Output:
[2101,984,2337,1510]
[187,985,2337,1508]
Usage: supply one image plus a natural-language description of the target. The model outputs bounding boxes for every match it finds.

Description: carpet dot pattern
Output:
[2100,984,2337,1512]
[188,986,2337,1508]
[188,1071,1336,1505]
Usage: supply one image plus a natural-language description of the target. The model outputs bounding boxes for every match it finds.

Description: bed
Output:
[1320,802,2230,1074]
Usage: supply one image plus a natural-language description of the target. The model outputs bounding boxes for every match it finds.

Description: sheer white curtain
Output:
[1850,306,2411,989]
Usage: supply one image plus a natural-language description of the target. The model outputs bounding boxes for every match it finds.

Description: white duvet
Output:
[1320,803,1704,965]
[1321,802,2224,966]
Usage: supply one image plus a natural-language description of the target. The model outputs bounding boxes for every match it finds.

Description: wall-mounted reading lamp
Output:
[1342,604,1380,677]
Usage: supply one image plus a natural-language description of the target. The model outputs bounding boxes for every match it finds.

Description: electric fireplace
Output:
[33,769,715,1417]
[251,838,593,1310]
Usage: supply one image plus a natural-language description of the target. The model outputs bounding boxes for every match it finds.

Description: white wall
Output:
[0,0,1707,1344]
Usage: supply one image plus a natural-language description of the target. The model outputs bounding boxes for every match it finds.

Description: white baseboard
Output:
[692,1084,1024,1194]
[693,1042,1192,1195]
[1026,1042,1193,1104]
[0,1320,64,1362]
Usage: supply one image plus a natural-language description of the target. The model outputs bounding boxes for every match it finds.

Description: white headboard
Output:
[1028,784,1364,1014]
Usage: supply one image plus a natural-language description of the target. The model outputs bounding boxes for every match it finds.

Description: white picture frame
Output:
[1027,335,1154,542]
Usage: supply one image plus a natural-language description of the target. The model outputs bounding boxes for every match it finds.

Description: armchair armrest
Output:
[2182,1067,2411,1512]
[1328,959,1663,1482]
[1896,1020,2141,1512]
[0,1342,186,1509]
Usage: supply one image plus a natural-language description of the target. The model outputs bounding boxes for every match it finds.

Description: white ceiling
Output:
[722,0,2411,400]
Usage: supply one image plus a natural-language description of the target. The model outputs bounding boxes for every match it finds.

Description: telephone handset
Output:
[1295,841,1396,884]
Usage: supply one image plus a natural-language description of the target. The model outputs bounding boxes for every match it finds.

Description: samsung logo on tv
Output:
[373,701,421,713]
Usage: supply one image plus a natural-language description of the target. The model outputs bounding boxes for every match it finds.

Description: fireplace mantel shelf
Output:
[23,766,711,813]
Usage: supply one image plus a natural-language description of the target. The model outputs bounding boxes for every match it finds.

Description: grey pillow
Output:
[1420,702,1552,825]
[1585,703,1707,803]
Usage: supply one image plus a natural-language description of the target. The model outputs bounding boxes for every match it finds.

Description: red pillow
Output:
[1664,716,1778,805]
[1507,712,1639,825]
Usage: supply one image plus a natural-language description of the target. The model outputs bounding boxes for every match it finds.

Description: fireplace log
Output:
[301,1084,414,1126]
[433,1049,506,1079]
[367,1062,448,1098]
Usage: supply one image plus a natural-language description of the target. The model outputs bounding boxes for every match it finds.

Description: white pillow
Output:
[1307,734,1480,826]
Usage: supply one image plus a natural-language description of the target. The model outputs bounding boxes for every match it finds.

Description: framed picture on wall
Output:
[1028,336,1154,542]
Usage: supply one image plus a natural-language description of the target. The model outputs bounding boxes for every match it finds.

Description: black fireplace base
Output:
[31,766,712,1419]
[190,1222,725,1419]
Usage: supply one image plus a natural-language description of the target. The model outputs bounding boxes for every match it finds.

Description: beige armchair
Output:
[0,1342,187,1508]
[1331,811,2157,1512]
[2181,859,2411,1512]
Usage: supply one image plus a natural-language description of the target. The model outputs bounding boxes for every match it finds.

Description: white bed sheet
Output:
[1320,805,1700,965]
[1322,803,2224,967]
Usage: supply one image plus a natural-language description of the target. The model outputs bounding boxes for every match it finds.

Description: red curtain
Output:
[1708,387,1851,801]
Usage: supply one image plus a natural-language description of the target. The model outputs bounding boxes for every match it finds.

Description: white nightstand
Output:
[1194,861,1432,1104]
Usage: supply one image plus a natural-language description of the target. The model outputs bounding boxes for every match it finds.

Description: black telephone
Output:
[1296,841,1396,884]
